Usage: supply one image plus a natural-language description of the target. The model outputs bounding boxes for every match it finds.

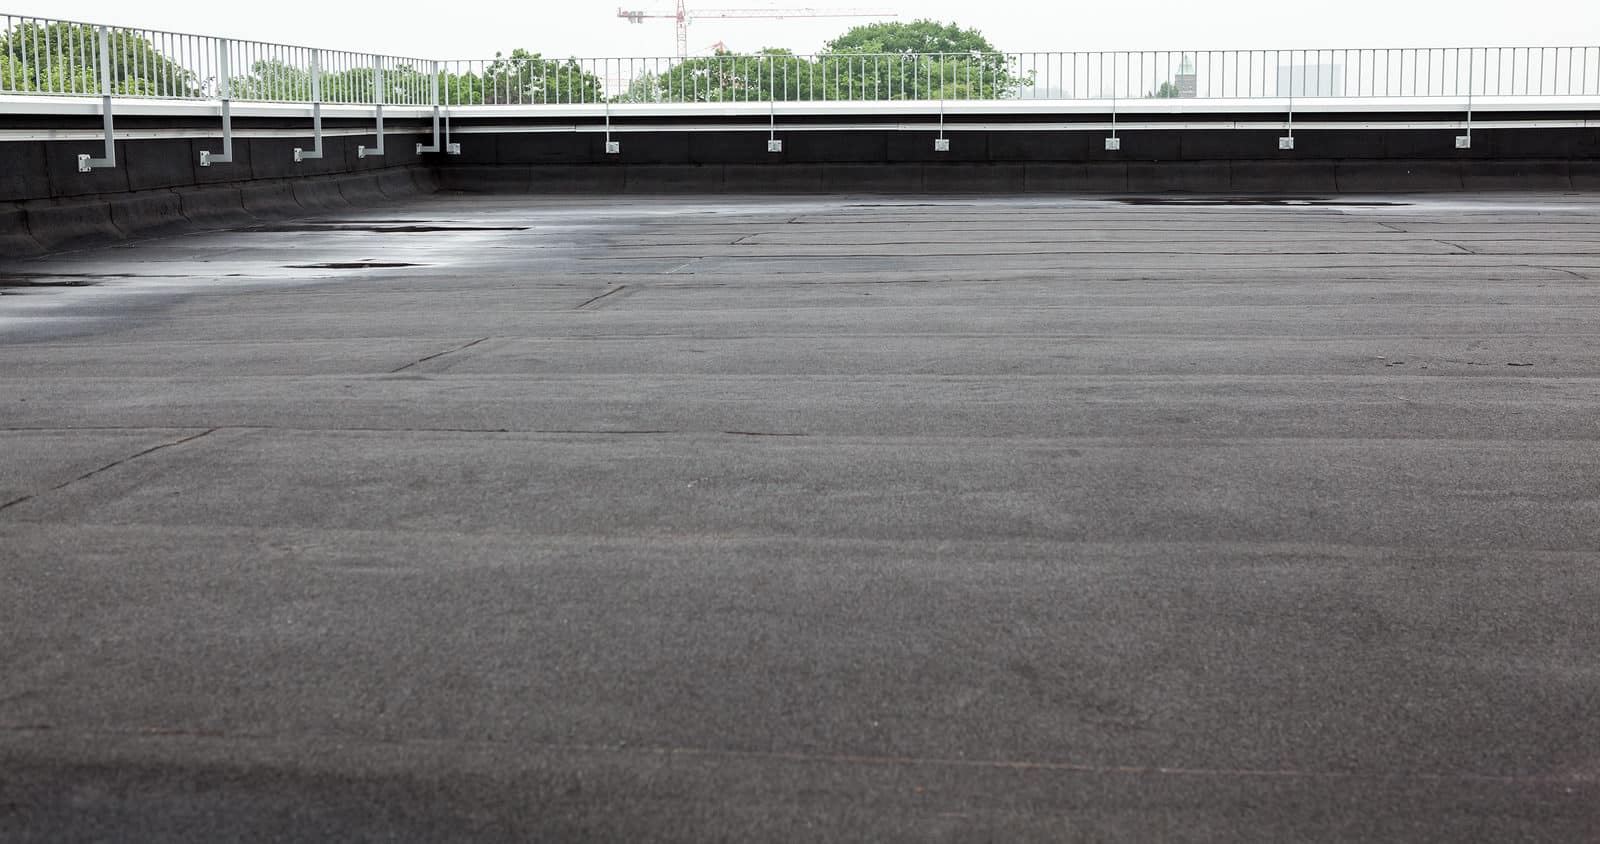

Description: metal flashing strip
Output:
[4,95,1597,121]
[0,127,427,142]
[2,118,1594,144]
[443,118,1599,134]
[403,96,1600,118]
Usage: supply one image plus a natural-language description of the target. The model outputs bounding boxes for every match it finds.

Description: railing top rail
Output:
[438,45,1600,60]
[448,45,1600,55]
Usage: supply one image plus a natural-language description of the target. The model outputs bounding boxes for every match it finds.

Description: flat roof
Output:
[2,194,1598,840]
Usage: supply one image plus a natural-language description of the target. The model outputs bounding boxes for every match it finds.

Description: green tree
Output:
[0,23,199,96]
[824,19,997,55]
[228,58,310,101]
[1147,80,1182,98]
[215,57,435,104]
[613,68,662,103]
[439,68,486,105]
[816,20,1028,100]
[658,48,813,103]
[1,52,26,91]
[475,49,603,104]
[0,20,599,107]
[317,63,433,104]
[644,21,1028,103]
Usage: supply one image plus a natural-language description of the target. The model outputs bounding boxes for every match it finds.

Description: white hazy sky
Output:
[11,0,1598,60]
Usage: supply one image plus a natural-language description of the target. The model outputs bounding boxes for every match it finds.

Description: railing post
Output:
[1458,49,1474,149]
[767,98,781,153]
[604,101,620,155]
[78,24,116,172]
[1105,59,1120,151]
[200,39,234,166]
[1281,85,1295,150]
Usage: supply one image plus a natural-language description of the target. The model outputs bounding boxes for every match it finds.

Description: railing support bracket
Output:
[1456,51,1475,149]
[1104,77,1120,151]
[358,55,385,159]
[417,62,445,155]
[358,104,385,158]
[78,25,116,173]
[1280,91,1295,150]
[200,41,234,166]
[294,51,325,163]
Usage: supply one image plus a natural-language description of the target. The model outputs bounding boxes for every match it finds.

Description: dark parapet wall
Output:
[1,120,429,205]
[0,118,437,259]
[429,117,1600,196]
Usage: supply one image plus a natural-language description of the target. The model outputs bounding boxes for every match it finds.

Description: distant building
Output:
[1176,54,1197,98]
[1278,64,1345,98]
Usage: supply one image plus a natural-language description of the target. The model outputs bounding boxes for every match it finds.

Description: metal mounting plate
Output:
[1104,137,1121,151]
[1279,136,1296,150]
[933,138,950,152]
[605,140,621,155]
[767,139,783,153]
[1456,135,1472,149]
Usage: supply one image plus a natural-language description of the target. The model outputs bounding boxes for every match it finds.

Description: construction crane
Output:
[618,2,898,59]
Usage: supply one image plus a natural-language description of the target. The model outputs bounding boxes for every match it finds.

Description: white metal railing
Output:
[439,47,1600,105]
[0,13,434,104]
[5,13,1599,107]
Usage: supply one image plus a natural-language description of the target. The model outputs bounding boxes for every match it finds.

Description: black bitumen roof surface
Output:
[2,194,1598,842]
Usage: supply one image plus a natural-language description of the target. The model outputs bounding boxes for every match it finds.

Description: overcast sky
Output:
[12,0,1598,60]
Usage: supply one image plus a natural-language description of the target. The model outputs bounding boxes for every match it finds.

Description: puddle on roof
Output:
[238,224,528,233]
[0,272,146,290]
[282,261,423,270]
[1114,197,1411,207]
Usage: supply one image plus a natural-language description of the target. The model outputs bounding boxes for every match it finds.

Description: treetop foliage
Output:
[1,22,199,97]
[825,20,1002,56]
[2,19,1026,104]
